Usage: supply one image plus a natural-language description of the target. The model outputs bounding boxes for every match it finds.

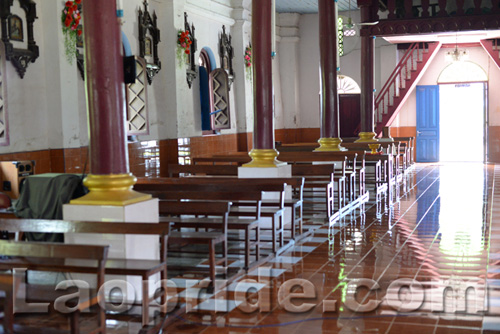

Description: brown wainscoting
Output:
[275,128,320,144]
[488,126,500,163]
[389,126,417,138]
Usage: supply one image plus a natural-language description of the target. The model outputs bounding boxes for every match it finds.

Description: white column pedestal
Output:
[62,199,159,303]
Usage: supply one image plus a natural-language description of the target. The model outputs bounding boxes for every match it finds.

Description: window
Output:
[126,57,149,135]
[178,138,191,165]
[337,74,361,94]
[338,17,344,57]
[437,61,488,84]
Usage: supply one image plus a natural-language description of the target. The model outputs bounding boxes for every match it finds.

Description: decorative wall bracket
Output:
[0,0,39,79]
[138,0,161,84]
[219,25,234,89]
[184,12,197,88]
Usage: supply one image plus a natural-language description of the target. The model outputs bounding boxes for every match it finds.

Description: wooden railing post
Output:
[422,0,430,17]
[438,0,447,16]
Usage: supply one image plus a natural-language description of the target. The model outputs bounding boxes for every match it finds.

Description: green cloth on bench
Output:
[14,173,87,242]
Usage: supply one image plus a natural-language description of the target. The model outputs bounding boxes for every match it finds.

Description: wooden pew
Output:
[138,181,286,255]
[134,182,264,267]
[158,201,231,284]
[0,240,108,334]
[157,174,305,240]
[0,219,170,326]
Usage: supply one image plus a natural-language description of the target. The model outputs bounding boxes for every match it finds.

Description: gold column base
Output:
[314,137,346,152]
[368,144,381,154]
[70,173,152,206]
[242,149,286,168]
[355,132,378,143]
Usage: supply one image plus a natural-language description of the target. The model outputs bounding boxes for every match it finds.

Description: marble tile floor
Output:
[9,163,500,334]
[158,163,500,334]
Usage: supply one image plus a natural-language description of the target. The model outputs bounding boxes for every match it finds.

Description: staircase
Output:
[480,39,500,71]
[374,42,442,136]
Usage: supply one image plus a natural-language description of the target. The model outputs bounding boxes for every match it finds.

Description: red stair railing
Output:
[374,42,425,125]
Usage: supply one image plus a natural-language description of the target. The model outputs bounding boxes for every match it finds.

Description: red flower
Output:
[77,29,82,36]
[65,1,72,7]
[65,16,72,27]
[75,0,81,3]
[185,49,190,55]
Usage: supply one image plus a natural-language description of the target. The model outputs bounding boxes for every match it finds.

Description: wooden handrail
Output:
[375,42,427,123]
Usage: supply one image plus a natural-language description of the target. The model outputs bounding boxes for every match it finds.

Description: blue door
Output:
[199,66,212,131]
[416,85,440,162]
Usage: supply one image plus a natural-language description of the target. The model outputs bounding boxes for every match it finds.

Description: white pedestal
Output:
[62,199,159,303]
[237,165,292,232]
[238,165,291,178]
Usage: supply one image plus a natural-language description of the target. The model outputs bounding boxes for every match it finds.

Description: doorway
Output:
[439,83,485,162]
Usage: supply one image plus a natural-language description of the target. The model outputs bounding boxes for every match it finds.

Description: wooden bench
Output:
[134,182,263,268]
[157,200,230,282]
[0,219,170,326]
[0,240,108,334]
[159,170,305,240]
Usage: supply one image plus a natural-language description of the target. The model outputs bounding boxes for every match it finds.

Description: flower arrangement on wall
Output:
[177,29,192,66]
[61,0,82,64]
[244,45,252,80]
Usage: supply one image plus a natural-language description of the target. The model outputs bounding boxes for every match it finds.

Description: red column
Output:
[83,0,128,175]
[71,0,150,205]
[360,33,375,133]
[357,0,377,142]
[318,0,340,139]
[252,0,274,150]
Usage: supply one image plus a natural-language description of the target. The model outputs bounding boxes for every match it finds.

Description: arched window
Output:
[337,74,361,94]
[438,61,488,84]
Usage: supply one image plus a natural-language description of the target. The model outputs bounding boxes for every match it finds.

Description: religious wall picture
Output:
[8,15,23,42]
[144,37,152,56]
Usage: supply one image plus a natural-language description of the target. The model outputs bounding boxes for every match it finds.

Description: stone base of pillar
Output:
[70,173,152,206]
[242,149,287,168]
[63,198,159,303]
[314,137,346,152]
[355,132,378,143]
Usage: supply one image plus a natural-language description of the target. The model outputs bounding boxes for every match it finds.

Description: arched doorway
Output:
[437,61,487,162]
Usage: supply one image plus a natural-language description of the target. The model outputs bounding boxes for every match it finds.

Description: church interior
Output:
[0,0,498,333]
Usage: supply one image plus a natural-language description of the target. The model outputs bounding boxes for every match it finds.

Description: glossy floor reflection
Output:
[161,163,500,334]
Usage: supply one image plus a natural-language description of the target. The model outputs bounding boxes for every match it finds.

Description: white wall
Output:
[296,11,397,130]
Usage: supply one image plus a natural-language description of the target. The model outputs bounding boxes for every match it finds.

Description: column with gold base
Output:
[63,0,157,308]
[315,0,344,153]
[70,174,151,206]
[357,0,378,143]
[242,0,285,169]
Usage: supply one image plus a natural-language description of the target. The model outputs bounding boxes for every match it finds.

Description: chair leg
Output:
[142,277,150,326]
[209,241,216,286]
[70,311,81,334]
[245,228,250,270]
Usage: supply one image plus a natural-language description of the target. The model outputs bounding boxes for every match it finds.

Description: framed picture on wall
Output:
[8,15,23,42]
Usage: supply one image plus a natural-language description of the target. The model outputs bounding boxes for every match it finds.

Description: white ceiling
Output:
[275,0,357,13]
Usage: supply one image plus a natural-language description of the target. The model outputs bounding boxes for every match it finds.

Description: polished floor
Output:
[155,163,500,334]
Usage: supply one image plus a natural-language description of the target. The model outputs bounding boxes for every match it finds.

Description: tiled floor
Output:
[159,163,500,333]
[11,163,500,333]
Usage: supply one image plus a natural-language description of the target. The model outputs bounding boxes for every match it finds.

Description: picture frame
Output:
[0,0,39,78]
[8,15,23,42]
[138,0,161,84]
